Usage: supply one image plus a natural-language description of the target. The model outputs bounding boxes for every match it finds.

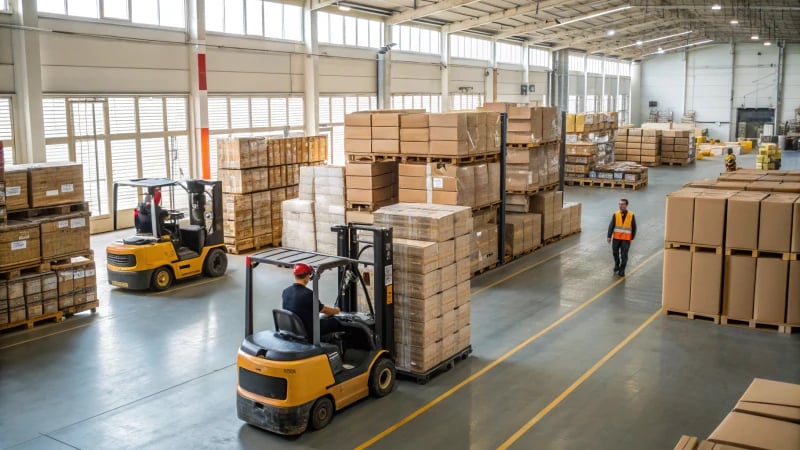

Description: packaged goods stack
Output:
[0,142,5,226]
[673,378,800,450]
[660,130,696,166]
[218,136,327,254]
[373,203,472,376]
[1,161,97,330]
[560,202,583,237]
[582,161,649,190]
[757,143,781,170]
[282,165,346,254]
[662,182,800,333]
[564,142,599,180]
[618,128,662,166]
[565,112,617,171]
[344,110,425,157]
[400,113,429,155]
[504,213,542,258]
[344,161,398,224]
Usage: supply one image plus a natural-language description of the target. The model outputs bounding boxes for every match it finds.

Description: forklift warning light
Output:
[245,256,251,267]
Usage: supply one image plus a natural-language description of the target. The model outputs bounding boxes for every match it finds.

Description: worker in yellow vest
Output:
[607,199,637,277]
[725,148,737,172]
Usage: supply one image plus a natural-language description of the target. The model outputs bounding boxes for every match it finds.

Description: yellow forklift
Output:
[237,224,395,435]
[107,178,228,291]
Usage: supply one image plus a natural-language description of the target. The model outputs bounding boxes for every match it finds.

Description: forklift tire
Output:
[151,267,174,291]
[309,396,334,431]
[203,248,228,277]
[369,357,396,398]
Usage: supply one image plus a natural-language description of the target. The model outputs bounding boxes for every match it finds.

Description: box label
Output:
[6,186,21,196]
[11,240,27,251]
[432,177,444,189]
[74,270,85,279]
[86,269,96,277]
[58,220,69,229]
[61,184,74,193]
[46,189,59,197]
[70,218,86,228]
[385,264,393,286]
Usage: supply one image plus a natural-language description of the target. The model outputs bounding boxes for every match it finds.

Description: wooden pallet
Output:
[506,182,560,195]
[61,300,99,317]
[721,316,791,333]
[0,261,52,280]
[472,201,502,213]
[664,242,723,254]
[664,242,692,251]
[473,263,498,276]
[7,202,90,219]
[661,160,692,167]
[345,199,395,212]
[225,239,281,255]
[48,250,95,266]
[397,346,472,385]
[0,311,64,332]
[565,178,648,190]
[662,308,721,324]
[403,153,500,164]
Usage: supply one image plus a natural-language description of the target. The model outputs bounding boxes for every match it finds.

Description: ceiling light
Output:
[615,31,693,50]
[730,19,739,25]
[337,2,351,11]
[764,41,772,46]
[636,40,643,46]
[657,47,664,54]
[751,35,759,40]
[541,6,632,30]
[607,30,615,36]
[711,4,722,10]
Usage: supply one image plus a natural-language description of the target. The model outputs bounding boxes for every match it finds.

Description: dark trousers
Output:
[321,316,342,335]
[612,239,631,272]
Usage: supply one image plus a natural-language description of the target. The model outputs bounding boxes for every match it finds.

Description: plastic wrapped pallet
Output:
[313,166,346,254]
[281,199,316,252]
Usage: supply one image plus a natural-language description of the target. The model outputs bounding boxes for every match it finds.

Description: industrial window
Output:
[619,62,631,77]
[38,0,185,28]
[0,0,8,12]
[604,60,619,76]
[568,95,582,114]
[42,96,190,216]
[243,0,303,40]
[496,42,523,65]
[529,47,551,69]
[585,95,598,113]
[207,95,305,179]
[0,97,13,165]
[319,95,377,166]
[392,24,441,55]
[586,57,603,75]
[568,54,584,72]
[449,34,491,61]
[318,12,382,49]
[450,94,484,111]
[617,94,629,124]
[391,95,441,113]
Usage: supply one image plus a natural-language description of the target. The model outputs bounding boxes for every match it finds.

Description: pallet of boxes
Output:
[1,162,97,332]
[218,136,327,254]
[662,176,800,333]
[660,129,696,166]
[373,203,472,380]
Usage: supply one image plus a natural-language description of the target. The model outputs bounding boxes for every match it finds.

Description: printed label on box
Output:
[58,220,69,229]
[46,189,59,197]
[11,240,27,251]
[385,264,393,286]
[61,184,74,193]
[86,269,96,277]
[6,186,21,196]
[74,270,85,279]
[432,177,444,189]
[70,218,86,228]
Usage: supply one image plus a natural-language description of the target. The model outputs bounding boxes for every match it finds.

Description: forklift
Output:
[237,224,395,435]
[106,178,228,291]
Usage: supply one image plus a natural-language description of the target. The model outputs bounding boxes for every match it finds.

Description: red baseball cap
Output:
[293,263,313,277]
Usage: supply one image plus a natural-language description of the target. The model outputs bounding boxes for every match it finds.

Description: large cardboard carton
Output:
[3,167,29,210]
[726,192,769,249]
[693,192,735,247]
[372,127,400,140]
[345,112,371,127]
[733,378,800,424]
[754,257,789,323]
[759,193,800,252]
[0,221,41,269]
[792,198,800,253]
[723,255,757,320]
[217,137,263,169]
[665,189,699,243]
[708,412,800,450]
[663,249,693,311]
[689,251,723,315]
[788,261,800,325]
[26,162,85,208]
[39,211,91,260]
[401,113,429,128]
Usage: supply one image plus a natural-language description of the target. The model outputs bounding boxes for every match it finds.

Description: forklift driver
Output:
[282,263,342,339]
[134,187,164,234]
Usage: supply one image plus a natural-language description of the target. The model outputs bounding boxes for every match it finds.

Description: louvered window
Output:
[391,95,441,112]
[0,97,13,165]
[450,94,483,111]
[319,95,376,166]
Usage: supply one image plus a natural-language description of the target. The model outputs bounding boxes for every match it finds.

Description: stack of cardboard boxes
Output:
[282,165,346,255]
[374,203,472,374]
[0,142,5,226]
[397,162,500,209]
[218,136,327,253]
[616,129,662,165]
[502,106,559,145]
[505,142,560,192]
[662,185,800,330]
[344,161,398,224]
[673,378,800,450]
[590,162,649,185]
[564,112,619,134]
[504,213,542,258]
[506,190,572,245]
[564,142,599,179]
[660,130,695,165]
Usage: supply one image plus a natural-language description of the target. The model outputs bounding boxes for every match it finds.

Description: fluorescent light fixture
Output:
[730,19,739,25]
[615,31,693,50]
[657,47,664,54]
[764,41,772,46]
[541,6,632,31]
[751,35,759,40]
[711,4,722,10]
[607,30,615,36]
[337,2,351,11]
[645,39,714,56]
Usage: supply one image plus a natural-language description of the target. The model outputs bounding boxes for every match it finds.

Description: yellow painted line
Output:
[355,249,664,450]
[497,308,662,450]
[144,276,224,296]
[472,243,580,297]
[0,322,93,350]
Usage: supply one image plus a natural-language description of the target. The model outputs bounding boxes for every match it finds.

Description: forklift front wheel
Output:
[203,248,228,277]
[369,357,396,398]
[309,396,334,431]
[151,267,174,291]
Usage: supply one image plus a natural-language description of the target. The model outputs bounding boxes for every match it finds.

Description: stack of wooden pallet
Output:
[218,136,327,254]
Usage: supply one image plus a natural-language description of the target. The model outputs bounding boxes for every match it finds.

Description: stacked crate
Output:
[564,142,599,179]
[504,213,542,258]
[505,142,560,193]
[374,203,472,375]
[506,106,559,145]
[399,113,429,155]
[218,136,327,254]
[560,202,583,237]
[0,142,5,226]
[617,128,661,165]
[344,161,398,224]
[660,130,696,165]
[282,165,346,254]
[565,112,619,134]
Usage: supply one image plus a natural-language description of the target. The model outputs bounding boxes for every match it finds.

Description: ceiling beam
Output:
[386,0,481,26]
[493,6,634,40]
[443,0,566,34]
[583,29,694,54]
[615,34,711,58]
[525,13,653,46]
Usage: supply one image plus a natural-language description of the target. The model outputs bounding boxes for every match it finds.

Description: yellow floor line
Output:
[355,249,663,449]
[496,309,662,450]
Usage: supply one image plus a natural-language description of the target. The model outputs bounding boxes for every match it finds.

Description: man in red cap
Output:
[282,263,341,338]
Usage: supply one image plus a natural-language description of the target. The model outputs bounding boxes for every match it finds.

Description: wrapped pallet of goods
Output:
[344,161,398,224]
[313,166,346,255]
[374,203,473,377]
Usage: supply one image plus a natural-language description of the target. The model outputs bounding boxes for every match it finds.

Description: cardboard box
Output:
[371,113,400,127]
[372,127,400,140]
[394,268,441,299]
[400,128,429,142]
[0,221,41,269]
[789,261,800,325]
[395,294,442,323]
[345,112,371,127]
[754,257,789,323]
[401,141,430,154]
[345,138,372,154]
[346,172,395,190]
[693,192,734,247]
[346,186,395,204]
[726,192,769,249]
[346,161,396,177]
[708,412,800,450]
[401,113,429,128]
[665,190,698,243]
[793,198,800,253]
[372,139,400,154]
[393,238,443,274]
[3,167,29,211]
[25,162,85,207]
[759,193,799,252]
[723,255,757,320]
[344,126,371,140]
[689,251,723,315]
[394,316,441,347]
[219,168,269,193]
[395,343,441,374]
[39,211,91,260]
[429,140,469,156]
[733,378,800,423]
[217,137,263,169]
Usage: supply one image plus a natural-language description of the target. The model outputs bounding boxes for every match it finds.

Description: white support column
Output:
[681,49,688,117]
[616,65,621,119]
[522,43,530,104]
[630,61,642,126]
[583,53,588,113]
[188,0,209,178]
[11,0,45,163]
[601,56,606,112]
[728,40,737,140]
[441,31,450,112]
[303,1,319,135]
[378,25,392,109]
[485,38,497,103]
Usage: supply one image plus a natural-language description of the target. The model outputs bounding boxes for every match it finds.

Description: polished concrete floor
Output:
[2,152,799,450]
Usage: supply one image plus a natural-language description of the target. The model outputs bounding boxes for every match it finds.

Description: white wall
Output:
[0,27,13,93]
[640,51,684,123]
[390,61,440,94]
[784,44,800,123]
[496,66,524,103]
[686,45,733,139]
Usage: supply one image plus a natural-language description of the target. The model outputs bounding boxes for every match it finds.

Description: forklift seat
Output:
[273,309,309,341]
[180,225,206,253]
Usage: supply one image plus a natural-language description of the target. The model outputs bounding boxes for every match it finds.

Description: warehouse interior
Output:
[1,1,800,450]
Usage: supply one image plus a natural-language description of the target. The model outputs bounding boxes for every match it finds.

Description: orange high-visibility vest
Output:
[613,211,634,241]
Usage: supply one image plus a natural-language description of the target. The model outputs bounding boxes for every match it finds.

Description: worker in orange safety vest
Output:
[607,198,637,277]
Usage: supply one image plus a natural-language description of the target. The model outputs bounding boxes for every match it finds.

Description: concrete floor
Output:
[2,152,799,450]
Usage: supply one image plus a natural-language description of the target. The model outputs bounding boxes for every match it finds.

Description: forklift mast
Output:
[334,224,394,355]
[185,180,223,246]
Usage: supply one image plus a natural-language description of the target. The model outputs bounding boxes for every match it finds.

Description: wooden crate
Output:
[219,168,269,194]
[0,221,41,270]
[4,167,29,211]
[217,137,264,169]
[27,162,85,208]
[38,211,91,261]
